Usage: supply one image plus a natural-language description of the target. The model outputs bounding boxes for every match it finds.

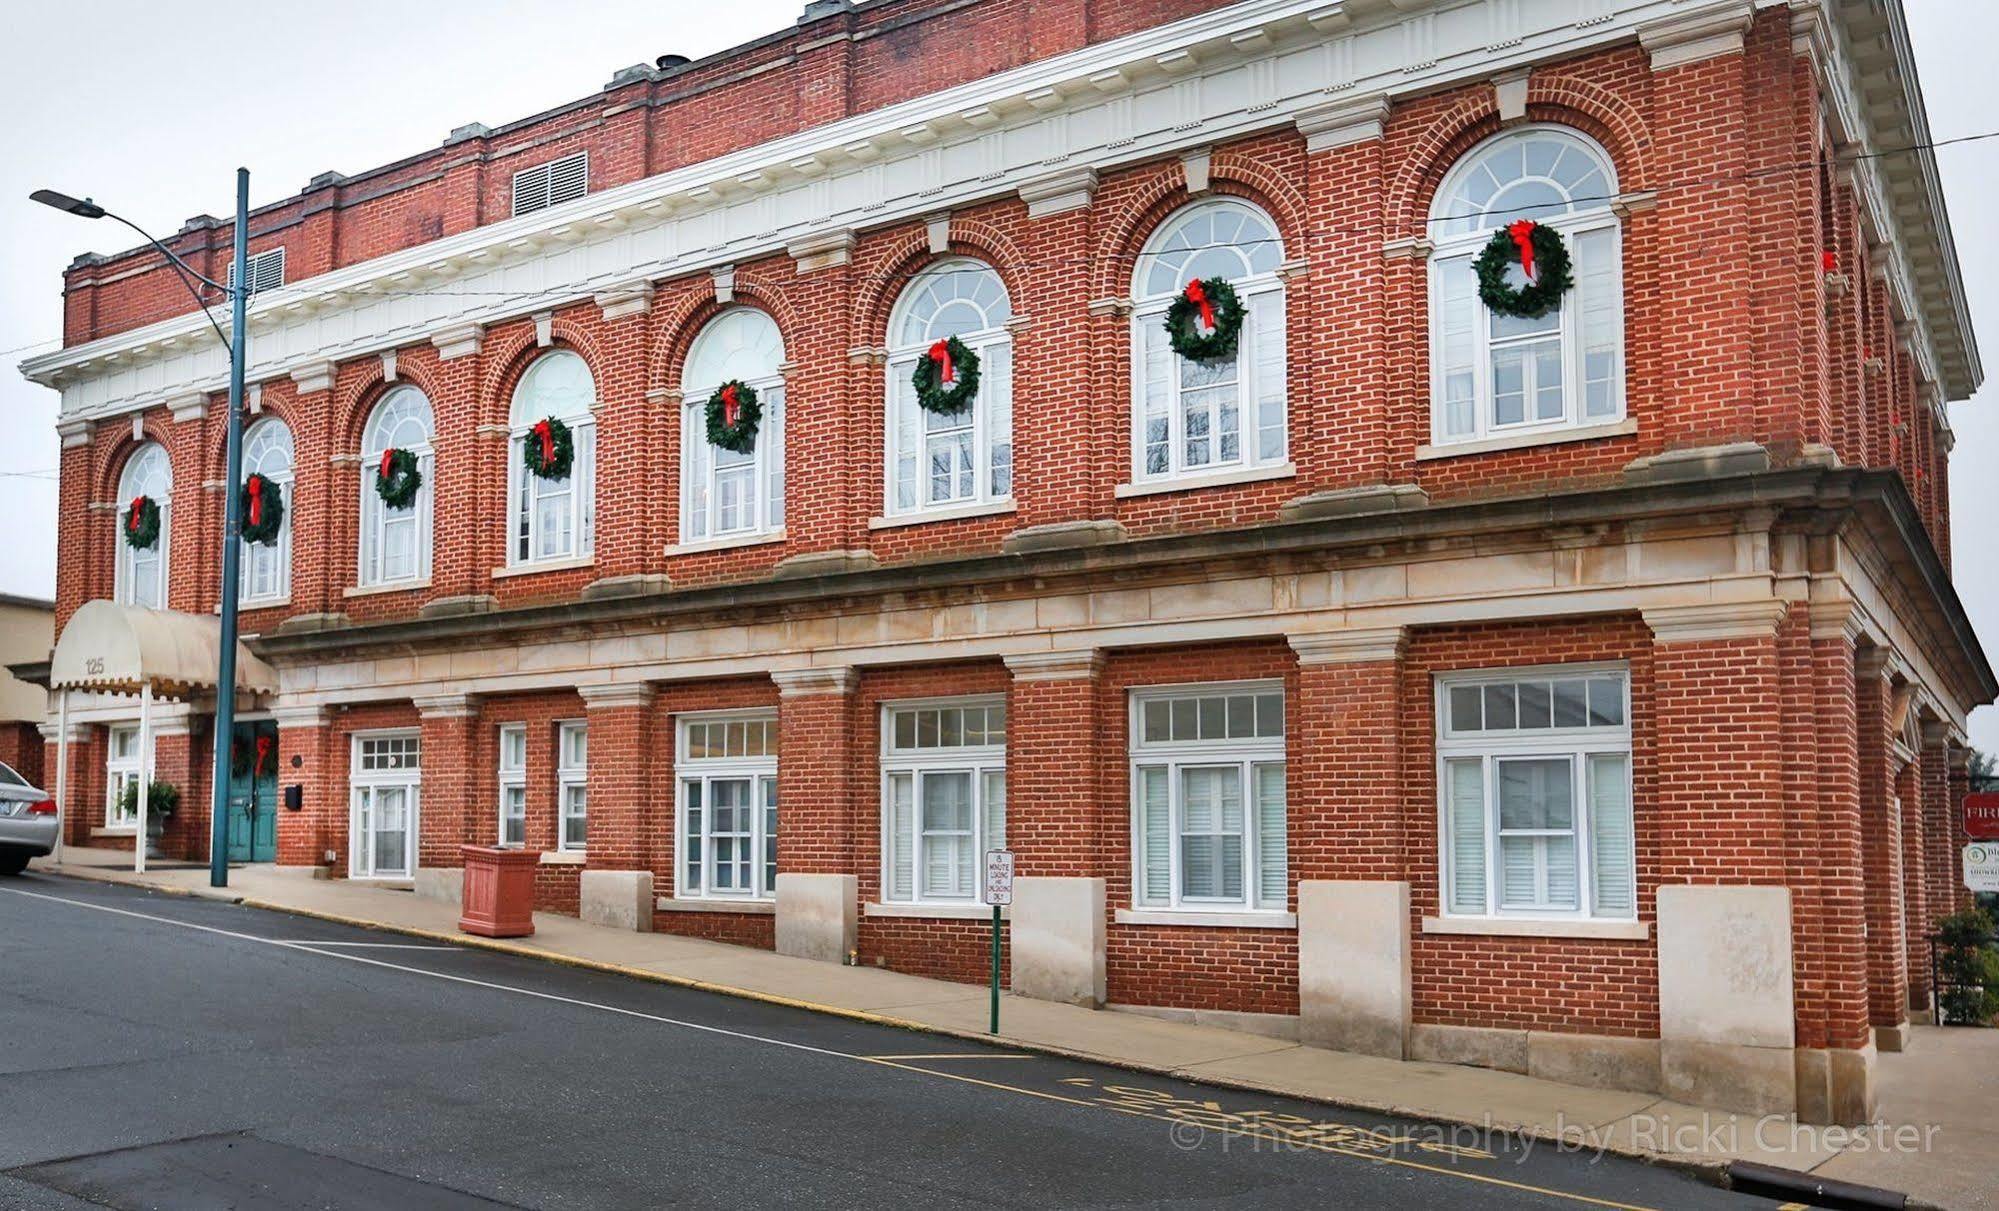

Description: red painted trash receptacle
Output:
[459,845,537,937]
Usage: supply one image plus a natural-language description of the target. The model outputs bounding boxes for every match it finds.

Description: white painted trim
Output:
[491,554,596,579]
[1422,915,1649,941]
[869,500,1016,530]
[1114,908,1296,929]
[1417,418,1638,461]
[1114,461,1295,499]
[343,578,431,599]
[663,529,787,558]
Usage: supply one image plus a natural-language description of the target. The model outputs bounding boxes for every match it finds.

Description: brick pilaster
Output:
[1946,745,1973,915]
[773,668,858,875]
[577,683,657,872]
[1002,651,1102,877]
[1809,613,1870,1055]
[1918,725,1955,932]
[1853,649,1906,1033]
[1288,627,1406,885]
[1895,752,1928,1014]
[274,705,335,869]
[415,693,479,871]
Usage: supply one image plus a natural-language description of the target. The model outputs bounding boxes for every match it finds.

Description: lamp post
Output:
[34,169,253,889]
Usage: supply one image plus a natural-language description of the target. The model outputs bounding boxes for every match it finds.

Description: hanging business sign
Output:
[1964,791,1999,842]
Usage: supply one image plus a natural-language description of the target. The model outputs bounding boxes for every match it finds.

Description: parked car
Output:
[0,761,57,875]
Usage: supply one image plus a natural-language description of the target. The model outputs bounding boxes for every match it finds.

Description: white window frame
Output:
[104,724,145,831]
[512,152,589,217]
[496,723,526,848]
[1434,664,1635,922]
[238,417,293,606]
[675,711,778,902]
[358,387,435,588]
[1426,125,1626,447]
[115,443,171,611]
[679,309,786,545]
[1128,199,1290,487]
[349,730,421,880]
[880,697,1006,907]
[556,720,588,853]
[882,259,1014,518]
[506,353,597,568]
[1128,681,1288,914]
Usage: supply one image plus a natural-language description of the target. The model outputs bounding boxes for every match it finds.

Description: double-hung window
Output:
[105,724,145,830]
[881,700,1005,905]
[556,722,587,851]
[884,258,1013,516]
[496,724,526,847]
[359,387,434,587]
[680,309,786,545]
[350,732,420,880]
[1130,683,1287,912]
[677,714,777,901]
[238,417,294,605]
[1435,666,1635,920]
[1129,199,1288,486]
[1428,126,1625,446]
[507,350,596,566]
[115,443,171,610]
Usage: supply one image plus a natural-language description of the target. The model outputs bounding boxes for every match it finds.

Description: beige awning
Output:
[49,600,278,699]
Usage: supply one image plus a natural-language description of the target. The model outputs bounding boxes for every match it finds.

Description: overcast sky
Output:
[3,2,1996,746]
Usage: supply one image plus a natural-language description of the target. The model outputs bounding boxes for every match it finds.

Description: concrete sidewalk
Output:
[32,849,1990,1209]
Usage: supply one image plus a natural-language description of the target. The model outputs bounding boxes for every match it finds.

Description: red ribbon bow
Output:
[928,340,955,385]
[533,418,555,464]
[245,475,264,527]
[721,384,741,428]
[1820,250,1837,274]
[1507,219,1538,283]
[379,448,396,480]
[1184,279,1215,332]
[127,497,145,533]
[253,735,273,778]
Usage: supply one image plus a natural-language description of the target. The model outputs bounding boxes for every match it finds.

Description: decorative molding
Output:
[846,345,889,367]
[380,350,398,383]
[1608,190,1659,219]
[533,312,555,348]
[268,703,331,729]
[431,322,484,360]
[787,229,856,274]
[1295,93,1389,151]
[57,418,92,448]
[413,692,480,719]
[1085,295,1134,318]
[290,361,336,395]
[1381,236,1433,262]
[1003,650,1103,682]
[577,681,656,709]
[711,264,735,304]
[925,214,951,254]
[167,391,208,423]
[1641,600,1788,644]
[1637,1,1752,72]
[1180,147,1212,195]
[771,667,858,698]
[1289,626,1407,665]
[1492,68,1530,124]
[1018,167,1098,219]
[247,382,264,416]
[594,278,655,322]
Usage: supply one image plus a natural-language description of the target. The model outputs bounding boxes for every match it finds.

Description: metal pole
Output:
[135,682,151,875]
[52,690,69,866]
[209,167,250,889]
[989,904,1001,1034]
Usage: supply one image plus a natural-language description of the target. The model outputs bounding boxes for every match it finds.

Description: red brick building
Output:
[18,0,1988,1124]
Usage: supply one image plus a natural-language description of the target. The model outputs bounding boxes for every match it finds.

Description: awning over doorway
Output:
[49,600,277,700]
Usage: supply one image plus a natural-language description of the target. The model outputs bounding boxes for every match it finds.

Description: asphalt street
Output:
[0,874,1792,1210]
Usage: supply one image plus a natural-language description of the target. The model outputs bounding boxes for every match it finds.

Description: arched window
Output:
[359,387,434,587]
[115,442,171,609]
[885,259,1013,516]
[1428,126,1624,445]
[1130,198,1289,485]
[508,349,596,565]
[680,309,785,544]
[239,418,294,603]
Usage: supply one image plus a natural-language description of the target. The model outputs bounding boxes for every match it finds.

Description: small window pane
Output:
[1498,759,1574,830]
[1587,677,1624,726]
[1450,685,1483,731]
[1516,682,1553,729]
[1226,695,1255,738]
[1552,680,1588,728]
[1197,696,1226,740]
[1170,699,1197,742]
[1483,684,1517,731]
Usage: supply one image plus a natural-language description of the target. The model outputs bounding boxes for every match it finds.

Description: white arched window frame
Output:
[884,259,1014,518]
[679,309,785,545]
[1428,126,1625,446]
[1129,198,1289,486]
[116,443,171,610]
[507,350,597,566]
[239,417,295,604]
[359,387,435,587]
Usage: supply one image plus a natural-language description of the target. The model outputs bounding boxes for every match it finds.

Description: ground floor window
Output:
[881,699,1005,905]
[350,732,420,879]
[557,721,587,852]
[1435,666,1634,920]
[1129,683,1287,912]
[496,724,526,847]
[104,724,145,830]
[677,714,777,900]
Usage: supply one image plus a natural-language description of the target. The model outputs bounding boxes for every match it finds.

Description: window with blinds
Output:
[1129,683,1287,914]
[511,152,588,217]
[1436,667,1634,920]
[880,699,1005,905]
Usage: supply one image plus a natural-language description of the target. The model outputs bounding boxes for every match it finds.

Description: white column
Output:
[134,682,152,875]
[52,690,69,865]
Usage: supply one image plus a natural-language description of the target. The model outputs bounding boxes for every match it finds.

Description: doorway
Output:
[226,720,279,863]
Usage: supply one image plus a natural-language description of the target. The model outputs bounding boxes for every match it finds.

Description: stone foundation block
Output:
[579,869,655,932]
[776,873,857,962]
[1009,876,1105,1007]
[413,867,463,905]
[1298,880,1409,1059]
[1409,1024,1528,1074]
[1661,1040,1797,1117]
[1657,885,1796,1117]
[1528,1032,1661,1094]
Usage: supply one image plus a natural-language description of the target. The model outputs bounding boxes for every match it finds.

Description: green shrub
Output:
[117,779,180,820]
[1935,908,1999,1025]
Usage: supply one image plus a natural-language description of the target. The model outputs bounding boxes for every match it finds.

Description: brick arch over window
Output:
[484,318,608,427]
[650,280,798,394]
[93,418,176,503]
[1093,157,1307,302]
[852,217,1031,342]
[201,394,308,484]
[334,356,451,455]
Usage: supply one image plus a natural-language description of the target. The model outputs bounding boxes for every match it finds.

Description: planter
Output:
[144,815,170,861]
[459,845,539,938]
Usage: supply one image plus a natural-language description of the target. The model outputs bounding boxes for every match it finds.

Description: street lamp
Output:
[34,170,253,889]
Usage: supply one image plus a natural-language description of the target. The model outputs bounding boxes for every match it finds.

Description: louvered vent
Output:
[512,152,589,217]
[227,248,286,298]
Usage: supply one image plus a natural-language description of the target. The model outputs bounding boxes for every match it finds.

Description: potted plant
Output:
[119,780,180,859]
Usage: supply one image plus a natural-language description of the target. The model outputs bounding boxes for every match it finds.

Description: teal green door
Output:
[226,721,279,863]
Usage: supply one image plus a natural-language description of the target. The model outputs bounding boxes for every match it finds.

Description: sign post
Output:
[983,849,1014,1034]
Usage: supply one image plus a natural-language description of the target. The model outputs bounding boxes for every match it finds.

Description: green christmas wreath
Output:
[523,415,575,480]
[374,447,422,509]
[1473,219,1574,319]
[1165,276,1247,363]
[912,336,981,415]
[705,380,761,455]
[239,472,284,546]
[123,495,161,551]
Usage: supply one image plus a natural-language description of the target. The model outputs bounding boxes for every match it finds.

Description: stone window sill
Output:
[865,901,1007,921]
[1115,461,1295,499]
[492,555,595,580]
[1416,417,1637,461]
[91,826,138,837]
[240,596,292,611]
[869,499,1016,529]
[1115,908,1297,929]
[664,529,786,558]
[538,849,586,866]
[657,896,775,915]
[1421,915,1649,941]
[344,578,430,599]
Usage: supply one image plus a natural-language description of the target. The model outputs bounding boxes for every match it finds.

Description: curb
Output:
[33,864,1880,1195]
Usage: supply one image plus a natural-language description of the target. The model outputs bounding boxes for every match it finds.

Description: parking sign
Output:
[984,849,1015,906]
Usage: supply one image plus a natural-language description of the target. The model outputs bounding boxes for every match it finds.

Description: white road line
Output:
[285,941,461,950]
